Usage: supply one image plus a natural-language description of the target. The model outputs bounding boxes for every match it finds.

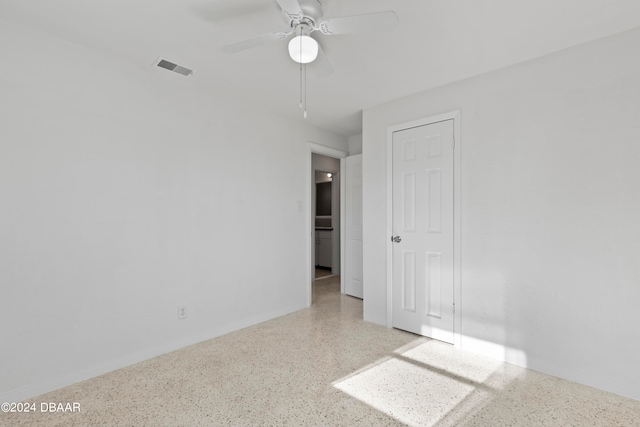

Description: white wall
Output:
[348,133,363,155]
[363,28,640,400]
[0,20,347,401]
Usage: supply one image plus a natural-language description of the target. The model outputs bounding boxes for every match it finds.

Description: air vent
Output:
[154,58,193,77]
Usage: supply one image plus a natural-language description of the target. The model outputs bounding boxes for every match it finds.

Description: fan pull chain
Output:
[303,63,308,118]
[299,44,303,109]
[297,29,307,118]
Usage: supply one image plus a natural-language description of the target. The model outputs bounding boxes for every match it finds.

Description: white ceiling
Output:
[3,0,640,136]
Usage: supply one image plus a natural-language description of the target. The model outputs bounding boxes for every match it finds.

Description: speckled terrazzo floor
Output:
[2,276,639,426]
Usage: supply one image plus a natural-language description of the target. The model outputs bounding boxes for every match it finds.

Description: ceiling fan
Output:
[221,0,399,77]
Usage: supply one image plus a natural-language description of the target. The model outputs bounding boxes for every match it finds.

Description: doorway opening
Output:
[307,143,347,307]
[312,154,340,281]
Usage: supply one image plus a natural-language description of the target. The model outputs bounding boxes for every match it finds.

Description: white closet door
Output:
[392,120,454,343]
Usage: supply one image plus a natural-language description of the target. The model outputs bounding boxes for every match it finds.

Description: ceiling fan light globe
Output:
[288,35,318,64]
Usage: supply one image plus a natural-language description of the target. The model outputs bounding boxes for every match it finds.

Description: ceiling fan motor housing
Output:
[296,21,313,36]
[285,0,323,28]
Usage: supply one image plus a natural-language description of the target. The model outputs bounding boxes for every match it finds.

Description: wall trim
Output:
[308,142,348,159]
[0,304,302,403]
[340,158,346,294]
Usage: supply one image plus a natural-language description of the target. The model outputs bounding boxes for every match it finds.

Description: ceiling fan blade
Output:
[275,0,304,21]
[318,11,399,35]
[221,31,291,54]
[311,43,333,78]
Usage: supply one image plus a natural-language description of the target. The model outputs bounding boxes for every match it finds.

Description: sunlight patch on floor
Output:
[333,339,508,427]
[397,340,504,384]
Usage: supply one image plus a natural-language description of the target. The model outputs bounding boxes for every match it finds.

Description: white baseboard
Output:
[0,305,300,403]
[460,335,639,401]
[523,356,640,402]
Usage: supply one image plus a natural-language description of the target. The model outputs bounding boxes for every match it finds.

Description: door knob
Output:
[391,236,402,243]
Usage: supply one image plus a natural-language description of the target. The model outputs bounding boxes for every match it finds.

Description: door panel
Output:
[426,252,442,318]
[402,250,416,312]
[402,172,416,232]
[392,120,454,343]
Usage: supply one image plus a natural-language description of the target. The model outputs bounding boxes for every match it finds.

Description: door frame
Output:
[385,111,462,347]
[307,142,348,307]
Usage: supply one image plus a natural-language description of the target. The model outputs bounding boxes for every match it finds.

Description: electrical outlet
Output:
[178,305,188,319]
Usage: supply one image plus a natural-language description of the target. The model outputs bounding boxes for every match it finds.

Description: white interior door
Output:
[345,154,363,298]
[392,120,454,343]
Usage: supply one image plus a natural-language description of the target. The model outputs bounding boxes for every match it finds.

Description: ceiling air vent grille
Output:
[154,58,193,77]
